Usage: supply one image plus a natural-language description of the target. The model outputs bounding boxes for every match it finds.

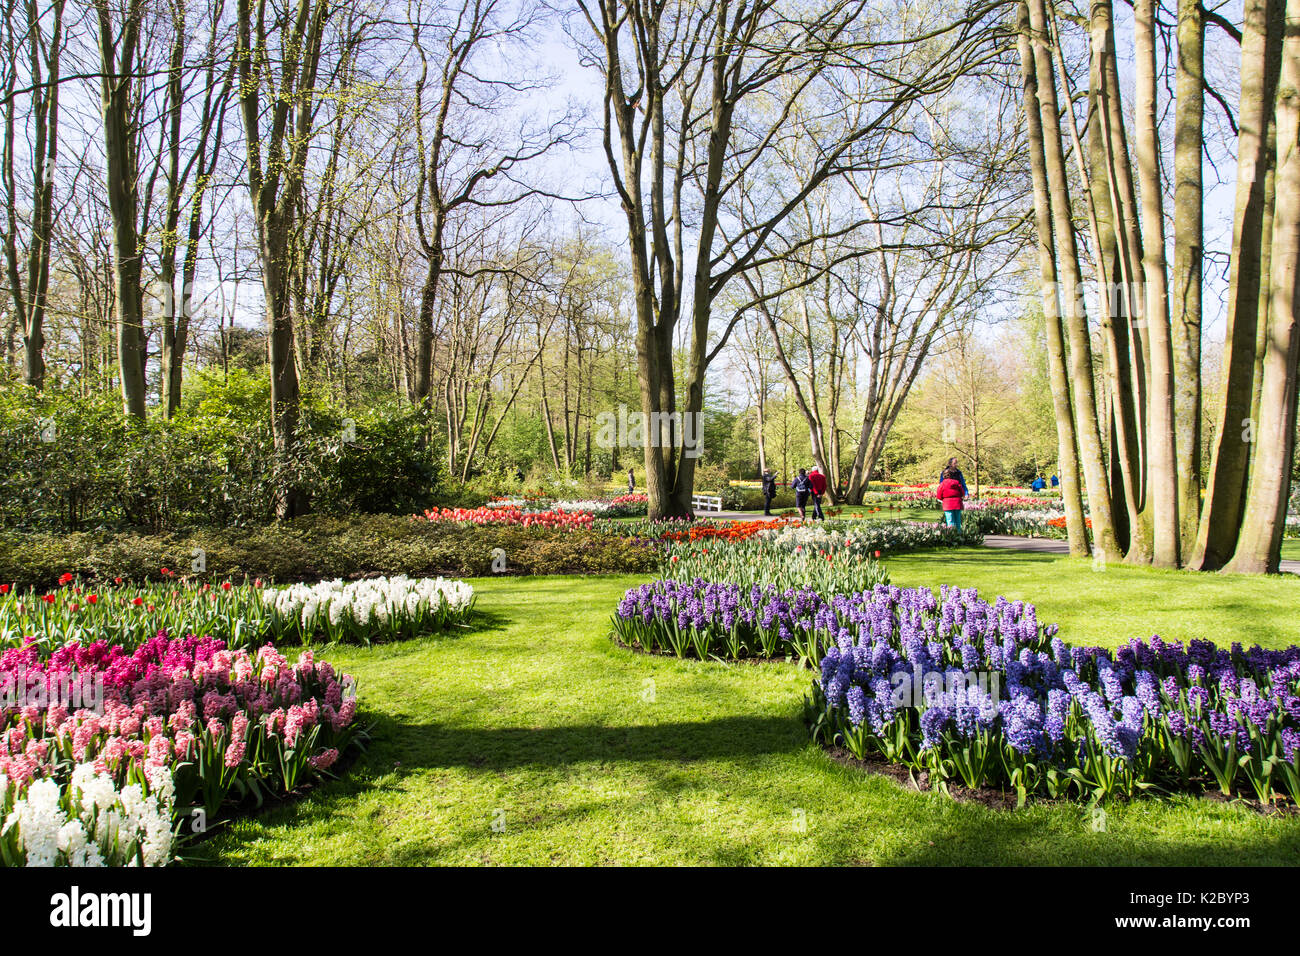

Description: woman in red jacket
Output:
[936,467,965,530]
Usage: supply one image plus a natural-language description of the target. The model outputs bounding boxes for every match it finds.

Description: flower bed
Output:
[262,576,474,645]
[659,518,795,543]
[606,493,648,517]
[2,575,475,652]
[662,539,890,596]
[416,505,594,529]
[613,579,881,663]
[761,520,983,554]
[593,516,696,538]
[0,633,365,864]
[2,763,175,866]
[807,585,1300,805]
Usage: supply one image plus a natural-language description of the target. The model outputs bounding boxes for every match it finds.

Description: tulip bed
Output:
[416,505,595,529]
[661,538,890,596]
[0,634,366,866]
[759,520,982,553]
[1,575,476,652]
[808,584,1300,806]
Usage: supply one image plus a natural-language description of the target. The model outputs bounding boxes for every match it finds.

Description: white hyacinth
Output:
[263,576,474,641]
[1,764,175,867]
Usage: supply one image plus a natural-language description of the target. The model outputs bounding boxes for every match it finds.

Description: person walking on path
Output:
[791,468,813,520]
[627,469,635,495]
[938,456,969,497]
[808,466,827,520]
[937,467,965,531]
[761,469,778,515]
[1031,474,1046,492]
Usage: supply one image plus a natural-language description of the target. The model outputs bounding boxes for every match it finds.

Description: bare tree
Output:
[574,0,1006,518]
[408,0,575,407]
[2,0,67,390]
[233,0,339,516]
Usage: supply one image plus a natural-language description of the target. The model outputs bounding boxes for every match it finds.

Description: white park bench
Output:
[692,494,723,513]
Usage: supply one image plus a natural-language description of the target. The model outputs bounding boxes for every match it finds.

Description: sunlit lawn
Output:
[200,558,1300,866]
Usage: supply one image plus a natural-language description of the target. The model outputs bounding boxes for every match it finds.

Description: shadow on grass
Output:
[375,714,807,770]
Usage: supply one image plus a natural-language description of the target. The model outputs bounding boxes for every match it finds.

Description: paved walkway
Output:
[702,512,1300,574]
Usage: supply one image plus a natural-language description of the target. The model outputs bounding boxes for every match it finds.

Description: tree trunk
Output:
[1027,0,1116,556]
[1225,0,1300,573]
[1191,0,1284,568]
[96,0,147,419]
[1171,0,1204,558]
[1134,0,1180,566]
[1092,0,1153,564]
[1017,2,1089,555]
[1087,7,1143,555]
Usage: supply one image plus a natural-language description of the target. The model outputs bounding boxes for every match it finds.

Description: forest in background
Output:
[3,0,1299,570]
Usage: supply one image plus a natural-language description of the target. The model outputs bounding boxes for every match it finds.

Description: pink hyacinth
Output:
[308,748,339,771]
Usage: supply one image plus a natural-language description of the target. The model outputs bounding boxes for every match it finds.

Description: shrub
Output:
[0,516,656,591]
[0,386,441,532]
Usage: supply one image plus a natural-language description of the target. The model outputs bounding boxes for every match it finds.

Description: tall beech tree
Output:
[1222,0,1300,573]
[1193,0,1283,569]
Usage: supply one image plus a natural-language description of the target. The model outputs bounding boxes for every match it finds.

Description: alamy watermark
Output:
[593,404,703,459]
[887,666,1001,717]
[1,669,104,712]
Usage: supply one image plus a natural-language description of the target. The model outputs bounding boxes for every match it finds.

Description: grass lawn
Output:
[201,557,1300,866]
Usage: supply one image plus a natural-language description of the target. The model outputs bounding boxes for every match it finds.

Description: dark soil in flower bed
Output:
[821,744,1300,817]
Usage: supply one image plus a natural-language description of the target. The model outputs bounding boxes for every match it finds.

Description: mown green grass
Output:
[201,560,1300,866]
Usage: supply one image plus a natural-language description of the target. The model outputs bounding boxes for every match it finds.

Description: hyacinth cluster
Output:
[807,585,1300,804]
[613,578,912,664]
[262,575,474,645]
[0,632,365,852]
[1,763,174,867]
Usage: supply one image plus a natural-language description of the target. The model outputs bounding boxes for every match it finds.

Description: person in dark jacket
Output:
[808,466,827,520]
[761,469,778,515]
[937,467,965,530]
[938,456,969,497]
[1031,474,1046,492]
[791,469,813,520]
[627,469,635,494]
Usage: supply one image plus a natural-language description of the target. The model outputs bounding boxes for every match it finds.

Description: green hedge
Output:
[0,379,441,532]
[0,516,656,589]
